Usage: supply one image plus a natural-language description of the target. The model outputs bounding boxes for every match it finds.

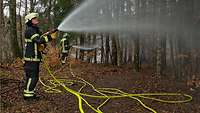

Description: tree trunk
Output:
[111,35,117,65]
[30,0,34,12]
[117,36,122,66]
[169,35,176,77]
[18,0,23,57]
[48,0,52,28]
[175,0,187,80]
[86,33,91,62]
[9,0,20,59]
[101,34,104,63]
[79,33,85,60]
[128,40,132,63]
[123,39,128,64]
[134,0,141,72]
[0,0,3,62]
[155,33,162,75]
[133,34,140,72]
[25,0,28,15]
[194,0,200,75]
[105,34,110,64]
[0,0,4,27]
[93,34,97,63]
[75,36,79,59]
[155,0,165,76]
[161,34,167,75]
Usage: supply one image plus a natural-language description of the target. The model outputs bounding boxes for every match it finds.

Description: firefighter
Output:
[60,33,71,65]
[23,13,57,100]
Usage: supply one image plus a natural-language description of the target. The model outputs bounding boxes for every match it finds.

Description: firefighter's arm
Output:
[30,31,52,44]
[44,29,58,40]
[31,29,57,44]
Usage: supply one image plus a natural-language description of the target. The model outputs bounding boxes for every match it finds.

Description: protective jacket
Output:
[60,37,71,53]
[24,25,52,62]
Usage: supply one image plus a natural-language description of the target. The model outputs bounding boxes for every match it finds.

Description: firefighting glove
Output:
[50,31,58,40]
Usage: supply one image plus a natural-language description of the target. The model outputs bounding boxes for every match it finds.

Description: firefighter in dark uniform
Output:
[23,13,56,100]
[60,33,71,65]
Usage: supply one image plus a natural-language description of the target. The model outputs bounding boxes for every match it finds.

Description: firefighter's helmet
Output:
[25,13,39,24]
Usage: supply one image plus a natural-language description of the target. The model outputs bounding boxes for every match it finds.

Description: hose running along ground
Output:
[40,55,192,113]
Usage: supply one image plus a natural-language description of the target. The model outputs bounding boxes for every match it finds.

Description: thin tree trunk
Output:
[0,0,3,62]
[93,34,97,63]
[111,35,117,65]
[194,0,200,75]
[123,39,128,64]
[117,36,122,66]
[75,36,78,59]
[101,34,104,63]
[105,34,110,64]
[18,0,23,57]
[0,0,4,27]
[79,33,85,60]
[155,33,162,75]
[128,40,132,63]
[161,34,167,75]
[169,36,176,77]
[25,0,28,15]
[48,0,52,28]
[134,0,142,72]
[86,33,91,62]
[155,0,164,76]
[175,0,186,80]
[30,0,34,12]
[134,34,140,72]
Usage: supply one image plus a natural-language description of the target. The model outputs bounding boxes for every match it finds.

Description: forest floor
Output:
[0,52,200,113]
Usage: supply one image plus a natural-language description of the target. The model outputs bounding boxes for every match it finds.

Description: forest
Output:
[0,0,200,113]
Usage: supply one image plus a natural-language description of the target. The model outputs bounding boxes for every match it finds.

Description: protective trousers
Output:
[23,61,40,98]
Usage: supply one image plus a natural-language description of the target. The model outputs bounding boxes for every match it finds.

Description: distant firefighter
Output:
[60,33,72,65]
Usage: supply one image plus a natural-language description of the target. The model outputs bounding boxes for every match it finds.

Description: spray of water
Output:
[58,0,172,33]
[58,0,199,50]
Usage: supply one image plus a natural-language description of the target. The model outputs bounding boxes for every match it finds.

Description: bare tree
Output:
[93,34,97,63]
[0,0,4,62]
[17,0,23,56]
[0,0,4,27]
[9,0,21,58]
[133,0,142,72]
[100,34,104,63]
[123,39,128,64]
[134,34,140,72]
[116,36,122,66]
[105,34,110,64]
[79,33,85,60]
[47,0,53,28]
[30,0,34,12]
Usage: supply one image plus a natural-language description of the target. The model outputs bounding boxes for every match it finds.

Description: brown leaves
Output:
[45,45,60,68]
[187,75,200,91]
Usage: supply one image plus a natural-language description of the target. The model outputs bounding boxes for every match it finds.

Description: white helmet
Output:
[25,13,39,24]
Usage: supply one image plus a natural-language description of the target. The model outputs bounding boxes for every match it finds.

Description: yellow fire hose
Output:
[40,55,192,113]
